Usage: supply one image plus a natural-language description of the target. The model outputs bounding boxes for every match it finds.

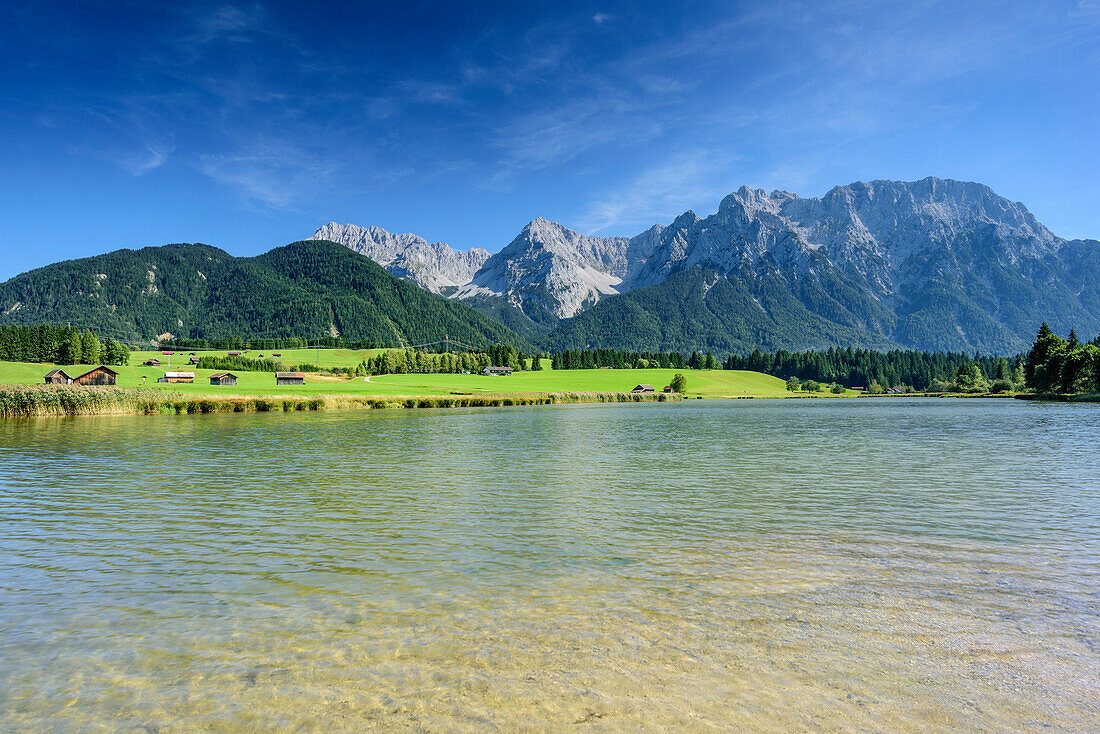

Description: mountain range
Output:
[2,177,1096,355]
[310,178,1100,354]
[0,240,527,348]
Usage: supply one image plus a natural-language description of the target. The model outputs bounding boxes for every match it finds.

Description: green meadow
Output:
[0,348,801,399]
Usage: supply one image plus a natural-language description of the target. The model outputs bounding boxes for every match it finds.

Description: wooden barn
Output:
[43,368,73,384]
[483,366,513,376]
[188,356,200,364]
[158,371,195,384]
[663,385,674,393]
[276,371,305,385]
[143,358,162,366]
[631,384,655,393]
[227,351,242,357]
[73,366,118,386]
[209,372,238,386]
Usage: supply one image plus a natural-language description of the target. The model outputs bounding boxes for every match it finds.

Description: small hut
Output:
[662,385,673,393]
[227,351,242,357]
[43,368,73,384]
[188,356,200,364]
[631,384,655,394]
[276,371,305,385]
[158,371,195,383]
[143,358,162,367]
[272,352,282,357]
[73,366,118,386]
[209,372,238,386]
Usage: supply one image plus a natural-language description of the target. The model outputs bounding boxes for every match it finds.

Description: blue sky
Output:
[1,0,1098,280]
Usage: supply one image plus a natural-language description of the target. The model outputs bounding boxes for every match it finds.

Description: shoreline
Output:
[1014,392,1100,403]
[5,384,1091,418]
[0,385,684,418]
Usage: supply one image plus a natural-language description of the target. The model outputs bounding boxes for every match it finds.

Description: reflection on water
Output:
[1,399,1098,731]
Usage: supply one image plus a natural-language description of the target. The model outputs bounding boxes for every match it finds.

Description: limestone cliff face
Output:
[456,217,659,320]
[308,222,489,293]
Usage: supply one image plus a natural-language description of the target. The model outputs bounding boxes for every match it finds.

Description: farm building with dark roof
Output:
[43,369,73,384]
[209,372,238,386]
[73,366,118,386]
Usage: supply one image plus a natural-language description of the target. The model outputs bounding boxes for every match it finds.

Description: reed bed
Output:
[0,385,678,418]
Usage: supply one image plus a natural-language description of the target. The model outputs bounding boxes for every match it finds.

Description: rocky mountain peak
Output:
[308,222,489,293]
[302,178,1096,354]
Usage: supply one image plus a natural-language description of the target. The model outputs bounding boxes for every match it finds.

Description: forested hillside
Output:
[0,241,530,348]
[544,267,899,353]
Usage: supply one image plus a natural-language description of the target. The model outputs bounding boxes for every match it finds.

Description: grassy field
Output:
[0,350,799,399]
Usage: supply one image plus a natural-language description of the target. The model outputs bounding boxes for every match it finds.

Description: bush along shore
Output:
[0,385,680,418]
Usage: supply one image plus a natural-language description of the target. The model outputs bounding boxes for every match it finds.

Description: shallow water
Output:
[1,399,1098,731]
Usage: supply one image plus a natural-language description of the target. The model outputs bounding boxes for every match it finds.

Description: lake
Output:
[1,399,1098,731]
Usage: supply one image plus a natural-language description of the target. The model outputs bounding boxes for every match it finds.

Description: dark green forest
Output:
[1024,324,1100,394]
[550,349,689,370]
[550,344,1028,392]
[195,354,321,374]
[544,267,901,354]
[724,347,1025,392]
[0,324,130,365]
[359,345,533,376]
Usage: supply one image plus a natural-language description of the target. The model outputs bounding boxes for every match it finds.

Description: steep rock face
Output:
[308,222,489,293]
[618,178,1096,353]
[312,178,1099,354]
[313,218,665,328]
[457,217,651,323]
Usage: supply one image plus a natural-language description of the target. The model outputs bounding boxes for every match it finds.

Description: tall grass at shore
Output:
[0,385,678,418]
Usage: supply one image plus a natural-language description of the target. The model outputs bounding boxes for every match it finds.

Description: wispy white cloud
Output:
[63,104,176,176]
[198,137,336,208]
[491,95,664,173]
[575,149,745,234]
[115,141,173,176]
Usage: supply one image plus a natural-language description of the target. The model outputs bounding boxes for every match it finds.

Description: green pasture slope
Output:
[0,350,797,399]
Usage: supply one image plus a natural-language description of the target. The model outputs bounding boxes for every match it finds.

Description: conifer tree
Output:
[60,331,82,365]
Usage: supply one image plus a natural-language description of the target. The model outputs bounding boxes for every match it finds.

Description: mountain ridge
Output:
[309,222,490,293]
[313,177,1100,353]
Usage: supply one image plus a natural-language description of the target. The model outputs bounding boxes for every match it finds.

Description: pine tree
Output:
[1025,323,1066,392]
[60,331,82,365]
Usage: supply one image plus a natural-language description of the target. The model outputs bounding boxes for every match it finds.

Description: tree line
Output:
[724,347,1025,392]
[1025,324,1100,394]
[550,349,690,370]
[166,336,395,351]
[195,355,320,374]
[359,345,542,376]
[0,325,130,366]
[547,345,1022,391]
